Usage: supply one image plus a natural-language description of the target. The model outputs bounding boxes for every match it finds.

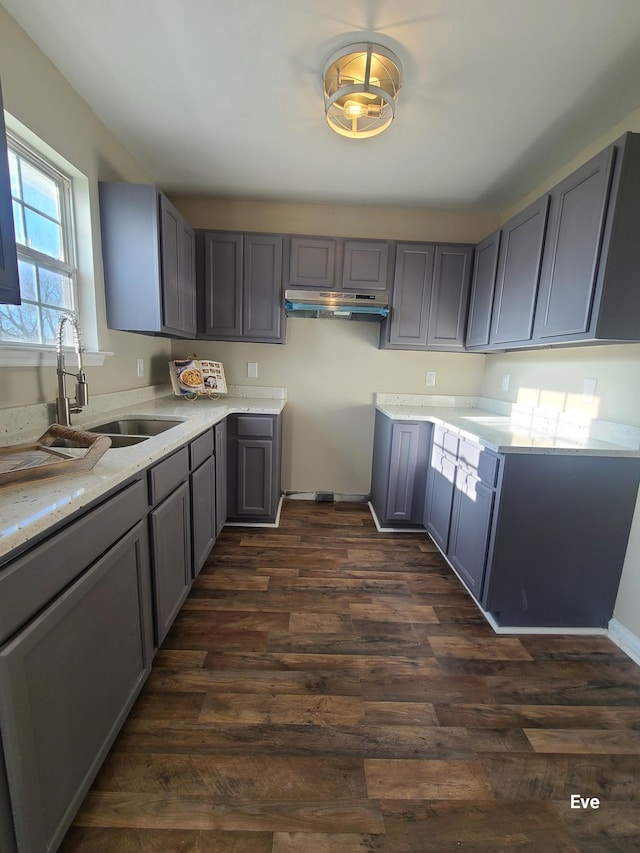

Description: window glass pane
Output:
[12,200,25,245]
[24,208,63,259]
[41,307,69,347]
[21,160,60,220]
[0,303,40,343]
[8,151,21,199]
[17,260,37,301]
[38,267,73,309]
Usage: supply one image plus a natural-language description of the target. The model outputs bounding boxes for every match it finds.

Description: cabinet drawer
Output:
[0,477,148,645]
[189,429,214,470]
[148,446,189,505]
[433,425,459,458]
[234,415,275,439]
[458,440,500,486]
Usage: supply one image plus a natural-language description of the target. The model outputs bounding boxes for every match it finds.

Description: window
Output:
[1,135,77,346]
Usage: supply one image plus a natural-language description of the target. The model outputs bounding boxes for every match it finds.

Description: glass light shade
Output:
[323,43,402,139]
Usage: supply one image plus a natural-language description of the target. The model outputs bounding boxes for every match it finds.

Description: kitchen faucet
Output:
[55,313,88,426]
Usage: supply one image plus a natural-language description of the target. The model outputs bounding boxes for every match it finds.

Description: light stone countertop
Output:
[375,394,640,457]
[0,389,286,564]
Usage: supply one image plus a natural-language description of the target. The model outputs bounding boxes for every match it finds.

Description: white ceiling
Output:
[4,0,640,211]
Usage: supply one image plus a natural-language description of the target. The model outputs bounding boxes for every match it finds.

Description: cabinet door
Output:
[534,146,614,341]
[159,194,186,336]
[342,240,390,291]
[236,438,274,518]
[149,481,192,644]
[179,218,197,336]
[490,195,549,345]
[448,470,495,600]
[287,236,336,288]
[214,418,228,537]
[243,234,284,342]
[191,454,216,577]
[427,245,474,349]
[385,422,422,522]
[202,232,243,338]
[388,243,435,348]
[466,230,500,348]
[0,521,152,853]
[0,82,19,306]
[424,446,456,552]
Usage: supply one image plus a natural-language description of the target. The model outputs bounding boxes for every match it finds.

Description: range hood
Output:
[285,289,389,322]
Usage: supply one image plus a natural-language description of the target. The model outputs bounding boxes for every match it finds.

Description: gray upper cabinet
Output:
[382,242,473,350]
[341,240,392,291]
[0,81,20,306]
[199,231,284,343]
[286,235,392,293]
[427,245,474,349]
[286,236,337,288]
[465,230,500,348]
[384,243,434,348]
[99,182,196,338]
[533,133,640,345]
[489,195,549,346]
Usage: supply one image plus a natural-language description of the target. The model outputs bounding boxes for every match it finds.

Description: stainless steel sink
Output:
[51,434,149,449]
[88,418,184,436]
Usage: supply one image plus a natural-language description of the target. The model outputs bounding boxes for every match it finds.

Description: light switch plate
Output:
[425,371,436,387]
[247,362,258,378]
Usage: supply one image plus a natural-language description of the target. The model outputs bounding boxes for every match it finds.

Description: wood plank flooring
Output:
[61,499,640,852]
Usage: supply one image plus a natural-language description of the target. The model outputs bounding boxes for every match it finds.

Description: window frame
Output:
[2,132,79,349]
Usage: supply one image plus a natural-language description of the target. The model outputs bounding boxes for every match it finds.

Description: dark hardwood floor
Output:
[61,499,640,852]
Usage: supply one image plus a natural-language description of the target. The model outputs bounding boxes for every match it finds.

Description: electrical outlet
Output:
[425,371,436,387]
[501,373,510,392]
[136,358,144,378]
[247,362,258,378]
[583,377,597,403]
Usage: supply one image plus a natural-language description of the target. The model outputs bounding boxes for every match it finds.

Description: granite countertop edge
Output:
[375,402,640,457]
[0,394,285,563]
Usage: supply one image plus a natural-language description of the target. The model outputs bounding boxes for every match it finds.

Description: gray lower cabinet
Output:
[148,448,192,645]
[0,478,153,853]
[370,410,431,527]
[198,231,284,342]
[0,81,20,306]
[99,182,196,337]
[381,243,473,350]
[227,414,282,523]
[189,429,216,577]
[423,426,640,627]
[214,418,228,537]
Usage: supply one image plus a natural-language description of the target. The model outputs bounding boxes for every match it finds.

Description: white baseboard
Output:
[224,495,283,529]
[367,502,425,533]
[608,618,640,665]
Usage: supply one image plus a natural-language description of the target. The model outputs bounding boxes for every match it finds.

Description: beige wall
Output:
[0,5,172,409]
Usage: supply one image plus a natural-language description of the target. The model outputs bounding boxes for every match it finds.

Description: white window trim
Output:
[2,113,111,367]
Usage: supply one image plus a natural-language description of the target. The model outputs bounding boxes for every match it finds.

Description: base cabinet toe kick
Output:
[372,411,640,631]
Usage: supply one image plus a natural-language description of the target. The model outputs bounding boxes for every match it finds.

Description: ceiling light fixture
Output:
[323,42,402,139]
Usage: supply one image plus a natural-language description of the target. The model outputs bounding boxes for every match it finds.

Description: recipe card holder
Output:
[169,357,228,401]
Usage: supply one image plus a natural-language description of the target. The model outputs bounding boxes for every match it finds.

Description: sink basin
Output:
[51,434,148,449]
[88,418,184,436]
